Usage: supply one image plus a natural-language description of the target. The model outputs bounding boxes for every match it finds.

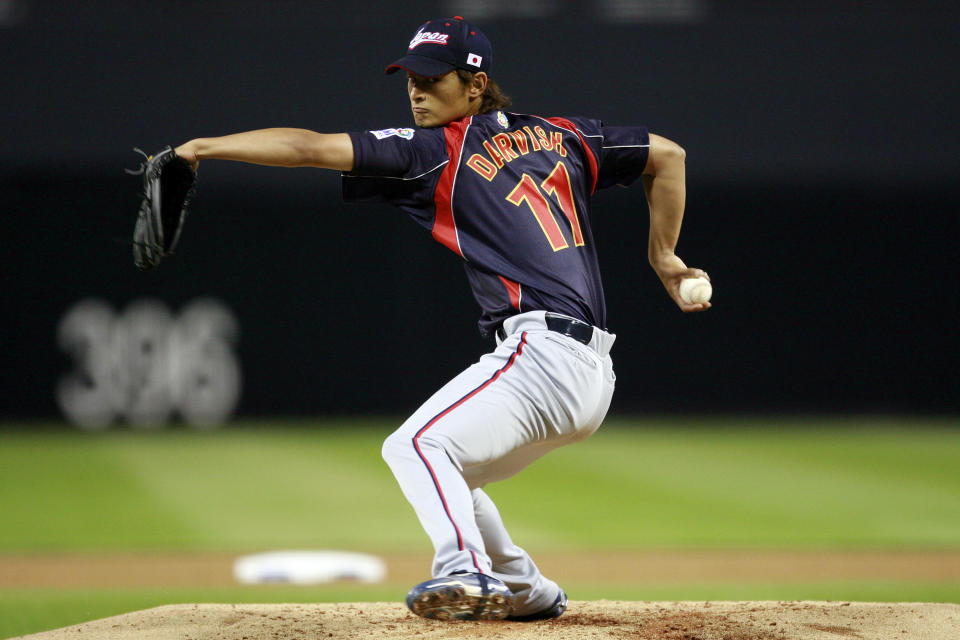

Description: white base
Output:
[233,550,386,584]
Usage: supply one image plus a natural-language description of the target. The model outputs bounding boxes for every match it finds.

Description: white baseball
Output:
[679,276,712,304]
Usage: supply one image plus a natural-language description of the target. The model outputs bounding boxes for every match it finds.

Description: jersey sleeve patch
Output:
[370,127,416,140]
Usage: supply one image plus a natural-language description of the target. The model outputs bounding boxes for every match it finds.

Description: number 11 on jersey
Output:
[506,160,585,252]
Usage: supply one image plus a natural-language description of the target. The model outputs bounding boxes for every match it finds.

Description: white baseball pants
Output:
[381,311,616,616]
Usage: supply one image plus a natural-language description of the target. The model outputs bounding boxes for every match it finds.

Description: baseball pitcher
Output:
[170,16,710,622]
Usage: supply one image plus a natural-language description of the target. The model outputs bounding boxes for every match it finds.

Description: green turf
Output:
[1,416,958,638]
[2,417,957,551]
[487,417,960,549]
[0,420,423,552]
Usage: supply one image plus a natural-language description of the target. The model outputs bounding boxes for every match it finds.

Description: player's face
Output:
[407,71,475,128]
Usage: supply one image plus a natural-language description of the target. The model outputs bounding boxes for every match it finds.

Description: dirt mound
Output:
[11,601,958,640]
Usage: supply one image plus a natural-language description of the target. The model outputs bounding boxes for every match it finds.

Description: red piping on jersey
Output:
[410,331,529,566]
[432,117,472,257]
[498,275,522,310]
[546,117,599,195]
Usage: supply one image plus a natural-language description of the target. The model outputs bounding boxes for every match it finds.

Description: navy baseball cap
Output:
[385,16,493,77]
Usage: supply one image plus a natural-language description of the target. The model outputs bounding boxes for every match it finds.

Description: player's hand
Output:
[650,252,712,313]
[174,142,200,171]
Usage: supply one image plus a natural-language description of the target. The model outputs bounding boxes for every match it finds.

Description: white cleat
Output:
[406,571,515,621]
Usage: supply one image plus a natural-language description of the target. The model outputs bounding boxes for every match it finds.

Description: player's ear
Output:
[469,72,488,98]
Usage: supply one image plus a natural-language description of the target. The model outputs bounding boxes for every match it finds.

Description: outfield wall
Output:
[1,2,957,421]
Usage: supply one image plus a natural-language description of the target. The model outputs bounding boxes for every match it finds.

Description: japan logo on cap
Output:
[466,53,482,67]
[409,29,450,49]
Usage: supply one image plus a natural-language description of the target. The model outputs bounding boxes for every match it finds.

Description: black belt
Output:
[496,313,594,346]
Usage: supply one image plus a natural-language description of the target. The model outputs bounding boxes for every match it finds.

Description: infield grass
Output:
[2,416,958,552]
[1,416,958,637]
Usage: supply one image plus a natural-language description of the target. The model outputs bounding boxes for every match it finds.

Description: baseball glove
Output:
[126,146,198,270]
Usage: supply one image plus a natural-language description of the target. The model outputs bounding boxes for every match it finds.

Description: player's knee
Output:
[381,432,400,465]
[382,429,453,469]
[381,430,416,467]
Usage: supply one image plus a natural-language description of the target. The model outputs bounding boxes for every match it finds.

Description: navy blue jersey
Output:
[342,111,649,336]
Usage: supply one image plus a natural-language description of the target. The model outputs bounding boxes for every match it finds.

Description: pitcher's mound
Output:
[12,600,959,640]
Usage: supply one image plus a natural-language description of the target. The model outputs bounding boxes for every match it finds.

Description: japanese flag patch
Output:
[467,53,483,67]
[370,128,415,140]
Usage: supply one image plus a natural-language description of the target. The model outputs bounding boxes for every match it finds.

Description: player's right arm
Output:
[643,133,711,312]
[175,129,354,172]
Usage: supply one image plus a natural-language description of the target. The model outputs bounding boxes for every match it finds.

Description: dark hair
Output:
[457,69,512,114]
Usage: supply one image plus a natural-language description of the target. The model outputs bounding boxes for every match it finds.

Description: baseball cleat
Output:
[506,589,568,621]
[406,571,515,620]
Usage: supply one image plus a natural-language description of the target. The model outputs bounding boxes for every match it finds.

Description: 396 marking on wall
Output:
[56,298,242,430]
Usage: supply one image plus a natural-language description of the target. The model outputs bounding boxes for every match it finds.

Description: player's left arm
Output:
[174,128,354,172]
[643,133,711,312]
